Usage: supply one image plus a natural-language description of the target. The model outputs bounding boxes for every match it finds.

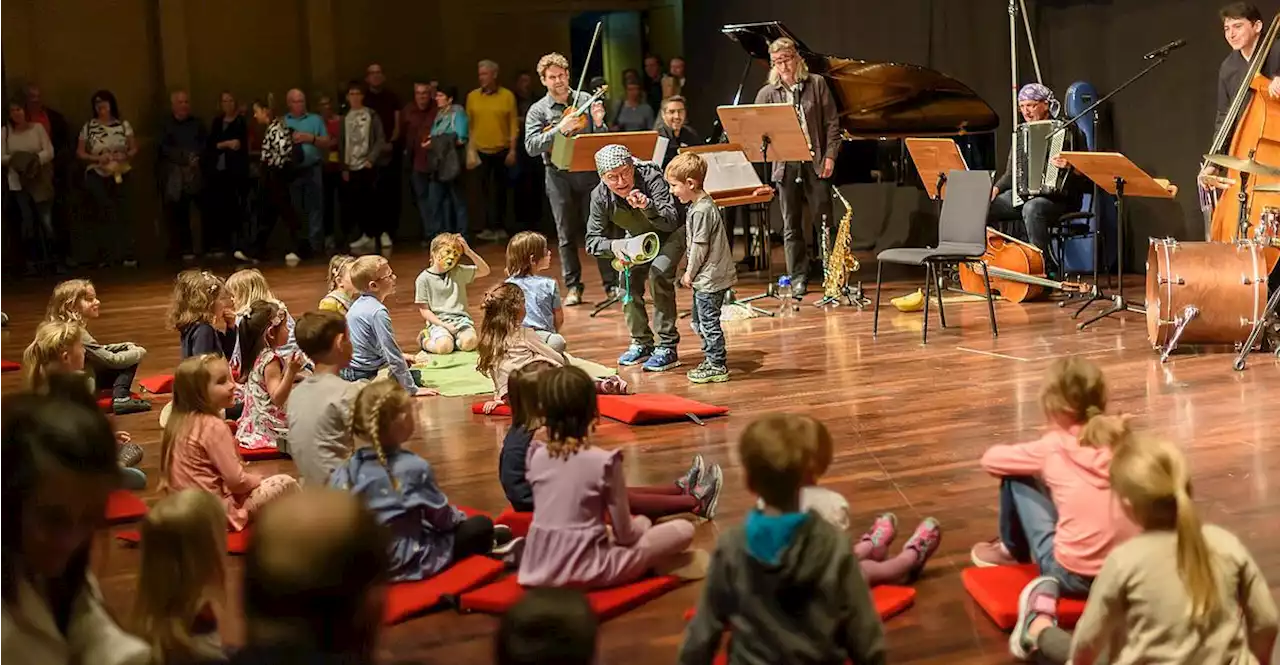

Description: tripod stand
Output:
[813,188,871,310]
[1234,276,1280,371]
[1077,176,1144,328]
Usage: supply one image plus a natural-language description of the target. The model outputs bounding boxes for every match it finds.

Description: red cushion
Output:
[597,394,728,425]
[495,509,533,538]
[238,445,288,462]
[0,359,20,372]
[96,391,142,412]
[117,527,252,554]
[459,574,682,621]
[471,402,511,417]
[961,564,1086,630]
[681,585,916,624]
[105,491,148,524]
[138,373,175,394]
[383,556,506,625]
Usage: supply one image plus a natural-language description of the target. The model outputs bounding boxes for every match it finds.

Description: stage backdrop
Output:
[683,0,1250,267]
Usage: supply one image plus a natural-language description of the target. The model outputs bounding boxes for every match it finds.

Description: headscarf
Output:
[1018,83,1061,118]
[594,144,633,175]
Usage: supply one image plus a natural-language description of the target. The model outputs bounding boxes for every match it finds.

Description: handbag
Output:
[430,133,462,182]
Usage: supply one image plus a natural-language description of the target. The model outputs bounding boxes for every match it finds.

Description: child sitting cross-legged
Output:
[477,283,626,414]
[416,232,490,355]
[970,356,1139,599]
[678,412,888,665]
[505,231,566,353]
[518,365,708,589]
[161,353,299,532]
[46,278,152,415]
[329,377,514,582]
[343,255,436,397]
[500,361,722,519]
[288,310,364,486]
[319,254,357,315]
[1009,434,1279,664]
[235,300,305,451]
[131,489,228,664]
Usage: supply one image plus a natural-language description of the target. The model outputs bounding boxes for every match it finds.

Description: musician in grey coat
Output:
[990,83,1087,275]
[755,37,842,295]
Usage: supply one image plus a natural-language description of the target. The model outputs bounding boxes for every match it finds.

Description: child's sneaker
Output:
[642,347,680,372]
[113,396,152,416]
[970,537,1017,567]
[687,363,729,384]
[676,454,705,494]
[692,463,723,519]
[617,343,652,366]
[903,517,942,581]
[1010,576,1059,660]
[858,512,898,561]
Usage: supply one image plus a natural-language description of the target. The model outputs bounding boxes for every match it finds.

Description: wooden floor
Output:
[2,243,1277,664]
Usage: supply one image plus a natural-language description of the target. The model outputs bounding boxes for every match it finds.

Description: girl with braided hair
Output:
[970,356,1139,599]
[329,378,509,582]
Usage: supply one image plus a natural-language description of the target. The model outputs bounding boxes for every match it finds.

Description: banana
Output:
[890,289,925,313]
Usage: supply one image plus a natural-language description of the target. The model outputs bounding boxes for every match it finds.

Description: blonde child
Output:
[415,232,491,354]
[1011,435,1278,664]
[665,153,735,384]
[166,270,243,422]
[505,231,566,352]
[160,353,298,531]
[226,268,303,371]
[1,385,150,664]
[476,283,626,414]
[235,301,304,451]
[971,356,1139,598]
[518,366,705,589]
[46,278,152,415]
[131,489,228,664]
[679,413,887,665]
[343,255,436,396]
[319,254,357,315]
[329,378,508,581]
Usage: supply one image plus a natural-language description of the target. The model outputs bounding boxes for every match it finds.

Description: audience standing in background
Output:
[3,98,56,273]
[656,96,699,168]
[250,98,305,265]
[206,91,251,260]
[468,59,519,243]
[159,91,208,262]
[403,79,440,246]
[218,490,390,665]
[662,56,686,100]
[282,89,330,262]
[610,80,655,132]
[364,63,401,249]
[642,54,665,113]
[342,81,390,255]
[316,93,346,249]
[512,70,544,235]
[76,89,139,268]
[621,68,642,87]
[427,85,470,238]
[23,84,72,268]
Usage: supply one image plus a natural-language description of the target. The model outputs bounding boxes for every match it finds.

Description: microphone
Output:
[1143,39,1187,60]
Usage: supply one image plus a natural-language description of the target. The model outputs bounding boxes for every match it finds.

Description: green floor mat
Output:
[411,351,615,397]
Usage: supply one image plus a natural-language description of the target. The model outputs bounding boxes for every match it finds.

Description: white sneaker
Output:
[380,233,393,248]
[233,250,259,264]
[491,230,509,242]
[284,252,301,267]
[349,235,374,251]
[477,229,497,241]
[121,259,138,268]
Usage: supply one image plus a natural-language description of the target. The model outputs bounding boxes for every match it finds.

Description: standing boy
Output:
[343,255,435,396]
[289,311,364,486]
[665,153,734,384]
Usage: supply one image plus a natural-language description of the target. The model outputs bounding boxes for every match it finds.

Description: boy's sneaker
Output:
[113,397,152,416]
[691,463,724,519]
[642,347,680,372]
[687,363,729,384]
[676,454,706,494]
[618,344,652,366]
[858,512,898,561]
[1010,576,1059,660]
[971,537,1017,568]
[903,517,943,582]
[117,442,144,468]
[564,286,585,307]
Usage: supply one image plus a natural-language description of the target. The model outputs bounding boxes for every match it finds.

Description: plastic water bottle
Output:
[776,276,794,317]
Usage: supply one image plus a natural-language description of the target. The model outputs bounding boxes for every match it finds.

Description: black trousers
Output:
[344,168,380,240]
[451,515,495,561]
[513,155,544,234]
[94,364,138,401]
[321,168,345,242]
[165,191,203,258]
[377,151,402,239]
[253,169,305,258]
[477,149,511,234]
[206,170,249,253]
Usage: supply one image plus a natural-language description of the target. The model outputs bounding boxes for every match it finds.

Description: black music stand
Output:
[716,103,812,308]
[1060,151,1174,329]
[1233,277,1280,370]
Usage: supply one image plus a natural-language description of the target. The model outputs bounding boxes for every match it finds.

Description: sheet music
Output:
[652,136,670,166]
[702,150,763,193]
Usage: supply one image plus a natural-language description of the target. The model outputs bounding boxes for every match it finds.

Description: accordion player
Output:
[990,83,1088,273]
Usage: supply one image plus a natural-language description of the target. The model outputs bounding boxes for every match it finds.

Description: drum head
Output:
[1145,241,1163,345]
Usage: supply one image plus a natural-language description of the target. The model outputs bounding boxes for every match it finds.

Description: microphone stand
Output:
[1048,54,1171,140]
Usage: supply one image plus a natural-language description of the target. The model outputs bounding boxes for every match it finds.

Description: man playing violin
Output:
[524,52,614,306]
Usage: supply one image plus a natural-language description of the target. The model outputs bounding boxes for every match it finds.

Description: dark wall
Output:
[684,0,1262,256]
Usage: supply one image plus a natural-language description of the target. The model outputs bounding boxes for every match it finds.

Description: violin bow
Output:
[572,20,605,100]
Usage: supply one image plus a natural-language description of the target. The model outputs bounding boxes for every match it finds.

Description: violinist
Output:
[523,52,615,307]
[1202,3,1280,186]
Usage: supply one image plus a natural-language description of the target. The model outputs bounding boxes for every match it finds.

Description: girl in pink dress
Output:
[517,365,706,589]
[234,301,303,450]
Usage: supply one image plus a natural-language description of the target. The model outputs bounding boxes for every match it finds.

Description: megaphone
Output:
[611,232,661,271]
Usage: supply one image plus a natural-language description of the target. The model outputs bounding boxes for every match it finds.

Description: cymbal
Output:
[1203,153,1280,177]
[1253,183,1280,193]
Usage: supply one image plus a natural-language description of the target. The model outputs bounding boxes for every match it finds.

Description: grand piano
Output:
[718,22,1000,186]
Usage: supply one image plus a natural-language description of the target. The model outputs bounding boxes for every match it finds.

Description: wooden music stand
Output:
[1060,151,1173,330]
[715,103,812,163]
[905,138,968,200]
[552,131,659,172]
[678,144,774,207]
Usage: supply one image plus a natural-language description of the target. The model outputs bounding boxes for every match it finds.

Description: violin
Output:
[957,227,1092,303]
[543,85,609,134]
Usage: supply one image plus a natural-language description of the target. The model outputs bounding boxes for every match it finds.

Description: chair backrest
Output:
[939,169,994,247]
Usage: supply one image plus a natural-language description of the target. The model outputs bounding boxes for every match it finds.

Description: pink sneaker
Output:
[903,517,942,581]
[857,512,898,561]
[970,537,1018,568]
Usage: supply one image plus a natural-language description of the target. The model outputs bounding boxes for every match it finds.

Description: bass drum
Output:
[1145,239,1274,350]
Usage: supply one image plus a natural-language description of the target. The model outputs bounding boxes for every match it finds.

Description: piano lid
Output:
[723,21,1000,139]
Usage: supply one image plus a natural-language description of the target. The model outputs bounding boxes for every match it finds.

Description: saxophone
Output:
[822,185,860,298]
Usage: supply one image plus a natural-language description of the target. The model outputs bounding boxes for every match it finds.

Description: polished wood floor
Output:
[2,243,1277,664]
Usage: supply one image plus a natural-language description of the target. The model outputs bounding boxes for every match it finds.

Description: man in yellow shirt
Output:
[466,59,519,242]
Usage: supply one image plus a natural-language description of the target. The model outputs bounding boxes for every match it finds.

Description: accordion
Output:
[1012,120,1068,206]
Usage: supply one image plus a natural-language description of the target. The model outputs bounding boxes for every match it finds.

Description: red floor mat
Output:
[596,394,728,424]
[105,491,148,524]
[383,556,507,625]
[238,445,289,462]
[961,564,1086,630]
[459,574,682,621]
[138,373,175,394]
[681,585,916,623]
[495,509,533,538]
[1,359,20,372]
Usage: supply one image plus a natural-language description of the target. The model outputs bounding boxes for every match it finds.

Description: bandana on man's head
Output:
[595,144,633,175]
[1017,83,1061,118]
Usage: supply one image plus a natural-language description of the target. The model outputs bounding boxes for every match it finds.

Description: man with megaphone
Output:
[586,144,686,372]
